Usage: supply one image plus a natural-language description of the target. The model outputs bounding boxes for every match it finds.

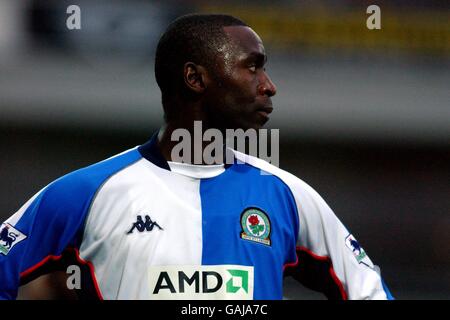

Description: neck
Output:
[157,103,222,164]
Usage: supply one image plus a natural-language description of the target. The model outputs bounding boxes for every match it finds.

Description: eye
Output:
[249,65,256,73]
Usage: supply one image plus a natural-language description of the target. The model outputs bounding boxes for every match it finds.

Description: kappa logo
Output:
[240,207,271,246]
[127,215,163,234]
[0,223,27,255]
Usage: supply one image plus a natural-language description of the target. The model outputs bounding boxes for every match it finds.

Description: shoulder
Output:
[232,150,317,195]
[2,147,144,254]
[23,148,142,219]
[231,150,330,211]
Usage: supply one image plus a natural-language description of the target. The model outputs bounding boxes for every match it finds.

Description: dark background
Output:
[0,0,449,299]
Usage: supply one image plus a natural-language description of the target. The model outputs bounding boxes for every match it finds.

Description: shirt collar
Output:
[137,131,236,171]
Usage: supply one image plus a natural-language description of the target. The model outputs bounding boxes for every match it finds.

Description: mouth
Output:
[256,106,273,119]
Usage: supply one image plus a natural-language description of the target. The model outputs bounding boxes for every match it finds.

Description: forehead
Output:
[222,26,265,59]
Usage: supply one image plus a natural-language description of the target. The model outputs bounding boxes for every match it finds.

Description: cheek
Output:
[225,76,258,104]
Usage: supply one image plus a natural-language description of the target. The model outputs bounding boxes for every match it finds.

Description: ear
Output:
[183,62,210,94]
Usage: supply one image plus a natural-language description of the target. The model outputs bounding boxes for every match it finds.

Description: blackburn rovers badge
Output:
[240,207,271,246]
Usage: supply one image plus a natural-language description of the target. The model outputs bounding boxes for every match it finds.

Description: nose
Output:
[258,72,277,97]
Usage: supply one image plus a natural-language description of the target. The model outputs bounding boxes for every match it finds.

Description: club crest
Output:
[240,207,271,246]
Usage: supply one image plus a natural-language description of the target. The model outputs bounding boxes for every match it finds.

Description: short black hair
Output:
[154,14,248,113]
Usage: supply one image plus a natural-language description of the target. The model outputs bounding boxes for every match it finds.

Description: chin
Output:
[251,123,265,130]
[225,118,268,131]
[240,123,265,131]
[252,118,269,130]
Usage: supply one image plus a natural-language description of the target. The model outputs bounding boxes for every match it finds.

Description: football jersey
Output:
[0,134,393,300]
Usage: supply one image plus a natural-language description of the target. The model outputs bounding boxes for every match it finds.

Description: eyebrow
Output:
[243,52,267,65]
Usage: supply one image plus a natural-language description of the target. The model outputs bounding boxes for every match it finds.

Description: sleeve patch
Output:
[0,223,27,256]
[345,234,374,268]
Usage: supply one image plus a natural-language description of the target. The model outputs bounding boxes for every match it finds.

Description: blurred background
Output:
[0,0,449,299]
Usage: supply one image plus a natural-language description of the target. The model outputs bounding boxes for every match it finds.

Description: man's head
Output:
[155,14,277,131]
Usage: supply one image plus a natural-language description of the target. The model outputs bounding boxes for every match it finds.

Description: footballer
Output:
[0,14,393,300]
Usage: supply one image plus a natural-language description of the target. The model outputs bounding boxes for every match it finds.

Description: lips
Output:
[257,106,273,114]
[256,106,273,118]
